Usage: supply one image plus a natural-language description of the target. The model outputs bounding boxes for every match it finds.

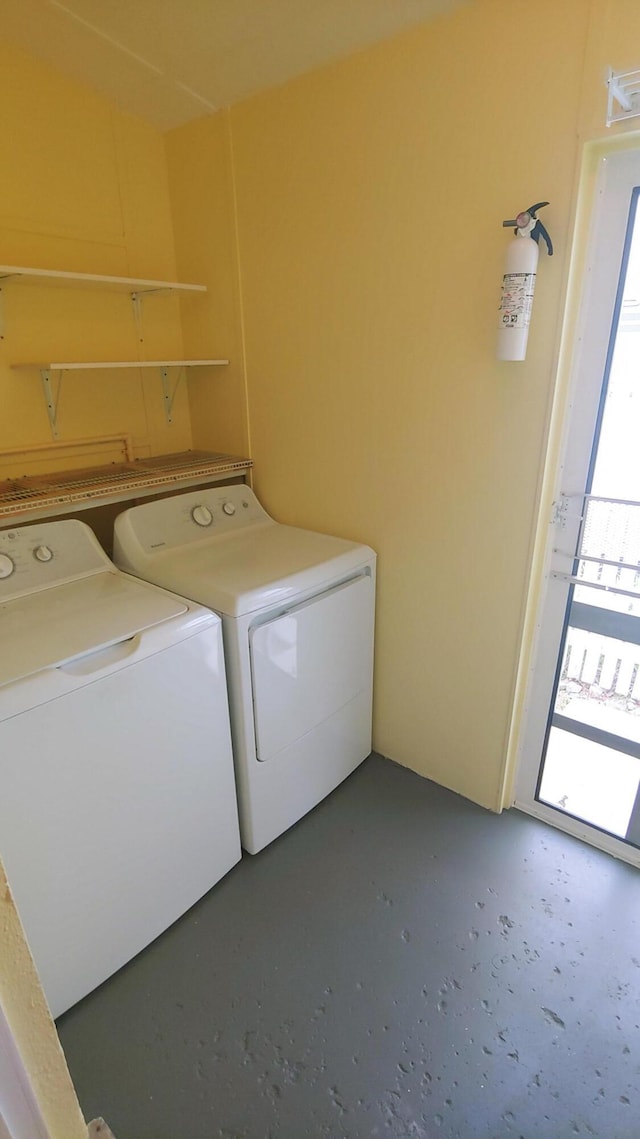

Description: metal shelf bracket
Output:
[607,67,640,126]
[130,288,167,344]
[40,368,63,438]
[551,494,571,529]
[0,273,21,339]
[160,365,184,426]
[131,292,144,344]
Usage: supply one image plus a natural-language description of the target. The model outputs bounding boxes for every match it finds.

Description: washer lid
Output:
[135,524,375,616]
[0,571,189,687]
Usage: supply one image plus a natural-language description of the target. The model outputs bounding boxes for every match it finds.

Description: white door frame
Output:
[512,144,640,865]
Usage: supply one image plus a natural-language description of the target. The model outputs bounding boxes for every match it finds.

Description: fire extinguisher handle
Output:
[526,202,553,256]
[532,218,553,256]
[525,201,550,218]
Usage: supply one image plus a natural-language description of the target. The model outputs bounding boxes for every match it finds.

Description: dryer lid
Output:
[0,571,188,687]
[130,524,375,617]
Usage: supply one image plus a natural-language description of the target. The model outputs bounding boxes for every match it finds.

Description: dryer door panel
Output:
[249,574,374,762]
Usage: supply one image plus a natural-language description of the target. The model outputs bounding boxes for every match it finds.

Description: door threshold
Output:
[513,797,640,869]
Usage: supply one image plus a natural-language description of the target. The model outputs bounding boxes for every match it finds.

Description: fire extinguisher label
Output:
[498,271,536,330]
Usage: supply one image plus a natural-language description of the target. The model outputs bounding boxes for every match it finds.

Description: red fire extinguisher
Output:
[497,202,553,361]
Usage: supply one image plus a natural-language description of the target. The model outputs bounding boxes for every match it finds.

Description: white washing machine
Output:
[114,486,376,854]
[0,518,240,1017]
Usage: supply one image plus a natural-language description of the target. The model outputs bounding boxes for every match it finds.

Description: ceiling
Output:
[2,0,470,131]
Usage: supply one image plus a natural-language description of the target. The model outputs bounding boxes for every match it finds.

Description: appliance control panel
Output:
[116,485,272,556]
[0,518,111,601]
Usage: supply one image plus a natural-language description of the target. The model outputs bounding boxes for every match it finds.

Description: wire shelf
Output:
[0,451,252,522]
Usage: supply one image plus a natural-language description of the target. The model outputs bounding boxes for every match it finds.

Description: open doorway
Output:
[515,147,640,864]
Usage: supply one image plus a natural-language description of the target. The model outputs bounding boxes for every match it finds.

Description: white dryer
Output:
[114,486,376,854]
[0,518,240,1017]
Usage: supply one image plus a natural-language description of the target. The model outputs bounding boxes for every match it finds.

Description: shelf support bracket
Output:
[0,274,20,339]
[131,292,144,345]
[160,366,183,426]
[40,368,63,438]
[130,288,169,345]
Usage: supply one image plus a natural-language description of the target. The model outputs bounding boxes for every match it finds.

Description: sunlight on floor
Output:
[539,725,639,837]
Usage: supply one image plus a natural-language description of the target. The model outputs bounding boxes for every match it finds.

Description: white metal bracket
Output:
[551,491,587,530]
[40,369,63,438]
[130,288,165,345]
[551,494,570,529]
[607,67,640,126]
[160,366,184,425]
[551,571,640,603]
[131,292,144,344]
[0,273,19,339]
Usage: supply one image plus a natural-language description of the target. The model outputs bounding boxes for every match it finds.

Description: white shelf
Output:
[1,266,224,439]
[0,264,206,295]
[12,359,229,371]
[11,360,229,435]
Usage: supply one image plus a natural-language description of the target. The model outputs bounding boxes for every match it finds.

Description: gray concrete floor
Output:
[57,754,640,1139]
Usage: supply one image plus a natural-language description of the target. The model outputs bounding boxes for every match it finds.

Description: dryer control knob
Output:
[0,553,14,579]
[34,545,53,563]
[222,502,236,516]
[191,505,213,527]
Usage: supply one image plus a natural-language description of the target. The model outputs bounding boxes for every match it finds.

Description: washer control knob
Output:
[34,545,53,563]
[191,504,213,527]
[222,502,236,517]
[0,553,15,579]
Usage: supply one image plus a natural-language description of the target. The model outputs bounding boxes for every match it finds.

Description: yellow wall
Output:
[164,113,250,459]
[0,39,191,473]
[223,0,590,808]
[0,858,86,1139]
